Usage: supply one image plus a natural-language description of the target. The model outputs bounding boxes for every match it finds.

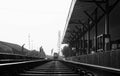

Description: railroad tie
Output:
[19,61,80,76]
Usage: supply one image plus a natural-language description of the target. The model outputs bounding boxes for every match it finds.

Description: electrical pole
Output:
[58,31,61,56]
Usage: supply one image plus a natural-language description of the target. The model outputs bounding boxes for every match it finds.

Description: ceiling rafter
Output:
[62,0,120,44]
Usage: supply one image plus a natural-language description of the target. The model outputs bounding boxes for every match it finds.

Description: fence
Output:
[67,49,120,69]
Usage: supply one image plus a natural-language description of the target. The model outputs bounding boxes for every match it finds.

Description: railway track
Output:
[0,59,120,76]
[19,60,79,76]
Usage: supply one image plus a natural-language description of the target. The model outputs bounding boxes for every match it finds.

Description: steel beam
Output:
[79,0,106,3]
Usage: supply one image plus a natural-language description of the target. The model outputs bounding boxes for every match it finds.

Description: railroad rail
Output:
[0,59,120,76]
[61,60,120,76]
[0,59,50,76]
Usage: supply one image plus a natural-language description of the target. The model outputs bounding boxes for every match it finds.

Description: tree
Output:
[62,45,75,57]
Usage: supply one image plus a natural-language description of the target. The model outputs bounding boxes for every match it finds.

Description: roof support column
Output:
[87,23,90,54]
[105,0,109,35]
[95,8,98,52]
[75,39,79,56]
[104,0,111,51]
[82,31,86,54]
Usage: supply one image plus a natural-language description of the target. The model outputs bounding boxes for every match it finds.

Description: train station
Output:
[0,0,120,76]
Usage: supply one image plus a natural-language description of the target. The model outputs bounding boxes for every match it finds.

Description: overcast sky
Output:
[0,0,72,55]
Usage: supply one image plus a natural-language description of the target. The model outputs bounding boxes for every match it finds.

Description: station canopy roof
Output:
[62,0,119,44]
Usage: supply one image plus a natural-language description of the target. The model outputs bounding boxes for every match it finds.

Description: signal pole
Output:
[58,31,61,56]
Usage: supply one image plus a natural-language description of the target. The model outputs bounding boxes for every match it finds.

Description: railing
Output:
[67,49,120,69]
[60,60,120,76]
